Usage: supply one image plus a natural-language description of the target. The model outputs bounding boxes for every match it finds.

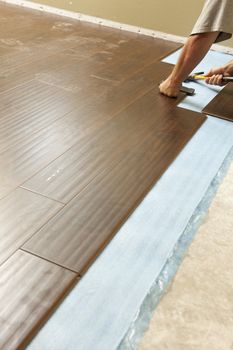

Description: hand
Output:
[159,77,181,98]
[205,65,231,86]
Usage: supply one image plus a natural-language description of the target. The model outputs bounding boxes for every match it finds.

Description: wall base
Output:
[1,0,233,55]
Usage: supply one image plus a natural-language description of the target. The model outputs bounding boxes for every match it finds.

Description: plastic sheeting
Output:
[119,145,233,349]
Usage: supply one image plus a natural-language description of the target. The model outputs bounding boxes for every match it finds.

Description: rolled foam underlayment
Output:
[27,49,233,350]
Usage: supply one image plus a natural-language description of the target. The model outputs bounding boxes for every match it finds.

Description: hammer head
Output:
[180,85,195,96]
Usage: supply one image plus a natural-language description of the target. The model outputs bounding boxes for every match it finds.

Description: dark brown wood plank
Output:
[0,0,181,203]
[0,10,79,75]
[0,62,179,200]
[0,188,63,266]
[0,3,203,348]
[0,51,85,94]
[92,37,180,82]
[21,63,189,204]
[0,250,77,350]
[0,2,180,83]
[0,5,137,80]
[23,87,205,275]
[202,84,233,121]
[32,51,115,93]
[0,80,80,154]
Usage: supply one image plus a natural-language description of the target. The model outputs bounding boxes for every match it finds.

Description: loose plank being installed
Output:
[0,250,76,350]
[202,84,233,121]
[23,81,205,274]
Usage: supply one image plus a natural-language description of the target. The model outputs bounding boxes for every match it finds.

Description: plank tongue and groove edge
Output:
[202,83,233,121]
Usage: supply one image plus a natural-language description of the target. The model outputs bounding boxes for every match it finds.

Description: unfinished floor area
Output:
[139,161,233,350]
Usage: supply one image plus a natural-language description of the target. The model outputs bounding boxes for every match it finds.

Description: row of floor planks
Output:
[1,1,232,349]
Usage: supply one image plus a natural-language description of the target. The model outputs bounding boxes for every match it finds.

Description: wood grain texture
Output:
[90,36,180,82]
[0,188,63,266]
[0,61,180,200]
[202,84,233,121]
[23,88,205,274]
[0,80,79,154]
[0,250,77,350]
[0,2,203,348]
[22,62,183,203]
[0,3,181,201]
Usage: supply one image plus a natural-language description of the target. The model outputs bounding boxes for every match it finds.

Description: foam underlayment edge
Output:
[118,144,233,350]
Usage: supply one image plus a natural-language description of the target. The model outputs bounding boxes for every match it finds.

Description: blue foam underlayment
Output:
[120,143,233,350]
[163,49,232,112]
[28,50,233,350]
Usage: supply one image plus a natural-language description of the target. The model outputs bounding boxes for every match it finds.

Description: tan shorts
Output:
[191,0,233,43]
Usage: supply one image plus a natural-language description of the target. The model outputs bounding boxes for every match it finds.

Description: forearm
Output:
[170,32,220,84]
[159,31,220,97]
[223,60,233,75]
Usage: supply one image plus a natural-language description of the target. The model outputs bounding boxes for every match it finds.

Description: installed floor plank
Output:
[23,63,183,203]
[203,84,233,121]
[22,62,189,204]
[0,250,77,350]
[0,80,80,154]
[0,2,202,348]
[0,3,180,82]
[32,51,115,93]
[23,87,205,274]
[0,51,88,95]
[0,0,181,204]
[0,62,180,200]
[0,187,63,266]
[92,37,180,82]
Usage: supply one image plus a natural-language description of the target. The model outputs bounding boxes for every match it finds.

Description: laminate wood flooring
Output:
[23,98,205,274]
[22,62,187,204]
[203,84,233,121]
[0,62,180,199]
[0,250,76,350]
[0,187,63,266]
[0,2,206,348]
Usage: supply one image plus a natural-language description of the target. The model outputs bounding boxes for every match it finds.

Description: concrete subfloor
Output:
[139,162,233,350]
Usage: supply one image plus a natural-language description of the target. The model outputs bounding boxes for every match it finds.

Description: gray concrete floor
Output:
[140,162,233,350]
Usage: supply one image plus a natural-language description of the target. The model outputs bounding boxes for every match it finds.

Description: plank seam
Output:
[18,62,179,198]
[20,248,81,275]
[20,186,66,204]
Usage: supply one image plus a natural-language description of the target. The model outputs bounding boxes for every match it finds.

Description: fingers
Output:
[205,74,227,86]
[204,66,227,86]
[204,66,224,77]
[204,69,213,77]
